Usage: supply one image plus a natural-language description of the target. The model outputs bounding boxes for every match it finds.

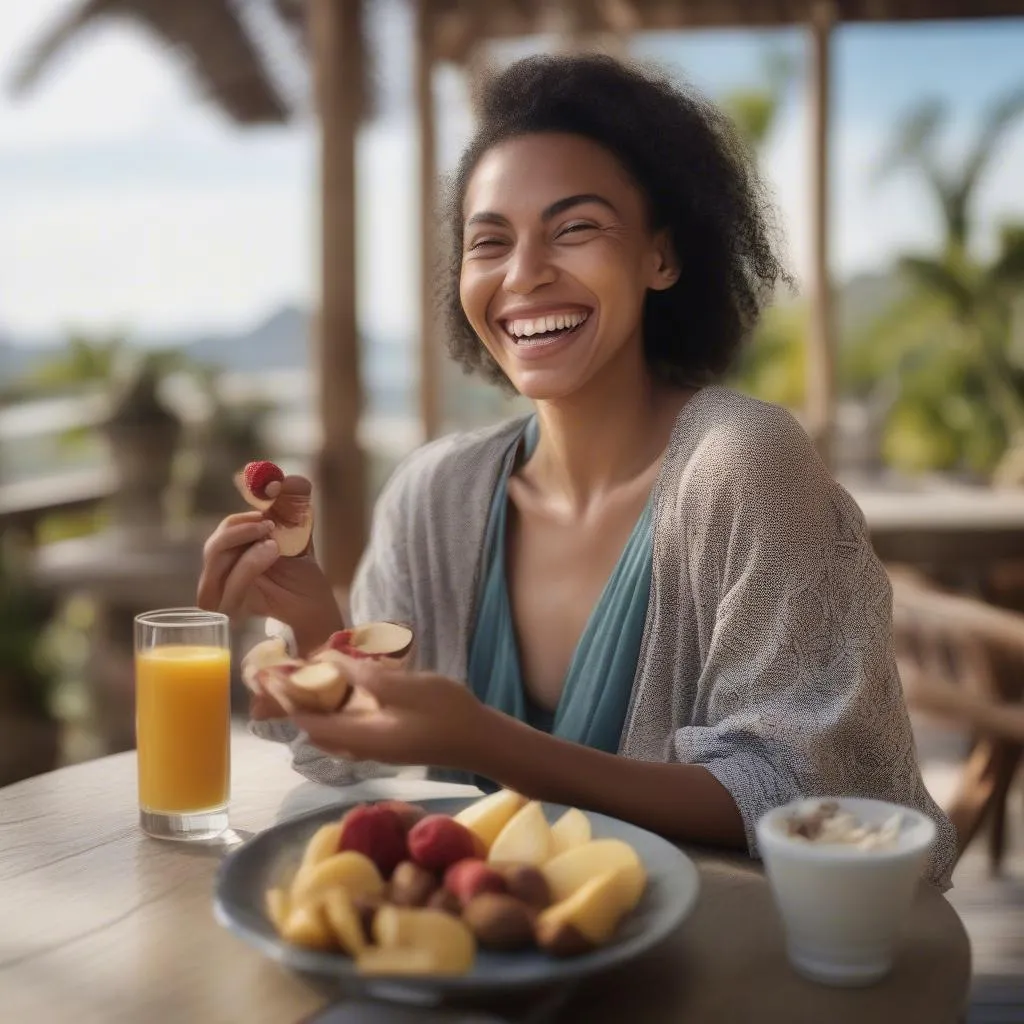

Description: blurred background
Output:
[1,1,1024,1007]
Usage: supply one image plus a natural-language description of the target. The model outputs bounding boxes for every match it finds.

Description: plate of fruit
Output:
[213,789,700,995]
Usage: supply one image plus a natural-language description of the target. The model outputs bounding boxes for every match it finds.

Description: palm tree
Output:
[845,86,1024,478]
[722,49,809,410]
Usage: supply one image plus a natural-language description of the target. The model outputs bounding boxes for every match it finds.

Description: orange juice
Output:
[136,644,231,813]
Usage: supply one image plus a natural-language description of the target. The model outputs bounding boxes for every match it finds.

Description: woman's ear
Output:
[649,229,681,291]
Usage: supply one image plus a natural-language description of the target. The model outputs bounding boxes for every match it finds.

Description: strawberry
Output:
[243,460,284,501]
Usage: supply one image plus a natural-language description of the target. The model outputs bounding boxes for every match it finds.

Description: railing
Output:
[0,370,424,541]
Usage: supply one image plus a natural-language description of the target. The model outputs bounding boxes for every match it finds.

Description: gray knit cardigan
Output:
[252,385,958,889]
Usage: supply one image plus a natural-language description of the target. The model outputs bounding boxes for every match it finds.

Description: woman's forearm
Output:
[469,709,746,848]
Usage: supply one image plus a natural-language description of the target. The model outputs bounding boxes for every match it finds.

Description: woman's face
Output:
[459,132,678,402]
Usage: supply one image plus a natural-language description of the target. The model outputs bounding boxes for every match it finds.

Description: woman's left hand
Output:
[283,661,494,770]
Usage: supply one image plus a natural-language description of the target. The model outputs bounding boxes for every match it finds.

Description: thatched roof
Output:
[7,0,310,125]
[431,0,1024,59]
[9,0,1024,125]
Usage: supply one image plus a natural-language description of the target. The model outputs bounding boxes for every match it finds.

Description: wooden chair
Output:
[889,568,1024,872]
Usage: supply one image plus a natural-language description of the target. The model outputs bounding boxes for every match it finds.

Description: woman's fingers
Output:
[345,661,404,706]
[263,673,302,718]
[249,691,288,721]
[292,711,362,756]
[220,538,281,616]
[197,517,274,610]
[281,474,312,497]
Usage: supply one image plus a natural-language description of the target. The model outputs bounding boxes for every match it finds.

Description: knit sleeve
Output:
[670,403,956,889]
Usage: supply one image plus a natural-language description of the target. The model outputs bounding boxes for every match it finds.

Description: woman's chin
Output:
[511,375,585,403]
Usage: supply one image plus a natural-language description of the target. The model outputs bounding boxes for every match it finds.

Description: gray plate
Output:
[214,797,700,998]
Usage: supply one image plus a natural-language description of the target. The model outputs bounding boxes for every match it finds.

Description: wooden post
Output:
[414,0,441,441]
[807,2,836,467]
[309,0,366,589]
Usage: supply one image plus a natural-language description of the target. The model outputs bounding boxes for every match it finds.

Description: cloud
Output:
[3,6,1024,341]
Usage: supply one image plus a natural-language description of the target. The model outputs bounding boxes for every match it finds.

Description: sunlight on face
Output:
[459,133,677,402]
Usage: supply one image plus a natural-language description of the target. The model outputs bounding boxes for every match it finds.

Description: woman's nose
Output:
[503,239,557,294]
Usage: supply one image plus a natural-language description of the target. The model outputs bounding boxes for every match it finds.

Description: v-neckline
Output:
[498,416,658,726]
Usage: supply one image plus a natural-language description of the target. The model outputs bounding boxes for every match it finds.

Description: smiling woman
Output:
[196,54,957,891]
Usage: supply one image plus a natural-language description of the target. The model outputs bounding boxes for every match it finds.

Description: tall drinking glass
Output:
[134,608,231,841]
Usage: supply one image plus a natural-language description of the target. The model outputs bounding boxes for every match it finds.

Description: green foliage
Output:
[721,47,798,154]
[728,303,807,409]
[847,83,1024,479]
[29,332,125,392]
[719,48,805,412]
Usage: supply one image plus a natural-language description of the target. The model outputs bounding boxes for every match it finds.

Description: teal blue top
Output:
[466,417,655,787]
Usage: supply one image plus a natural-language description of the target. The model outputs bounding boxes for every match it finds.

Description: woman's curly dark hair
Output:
[440,53,791,390]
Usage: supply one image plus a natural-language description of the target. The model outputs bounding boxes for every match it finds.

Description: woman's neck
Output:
[526,351,693,513]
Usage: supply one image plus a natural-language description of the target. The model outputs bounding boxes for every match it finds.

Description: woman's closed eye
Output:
[555,221,600,241]
[465,235,509,254]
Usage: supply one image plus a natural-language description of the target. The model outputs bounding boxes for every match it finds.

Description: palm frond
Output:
[989,223,1024,288]
[959,85,1024,206]
[872,98,947,185]
[897,255,975,318]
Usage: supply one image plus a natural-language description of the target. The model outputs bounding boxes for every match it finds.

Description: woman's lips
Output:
[499,312,593,361]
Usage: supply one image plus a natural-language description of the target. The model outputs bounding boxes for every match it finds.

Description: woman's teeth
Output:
[505,311,588,345]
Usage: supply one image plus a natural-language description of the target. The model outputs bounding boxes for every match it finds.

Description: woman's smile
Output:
[496,305,595,361]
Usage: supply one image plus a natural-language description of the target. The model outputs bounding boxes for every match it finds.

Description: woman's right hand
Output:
[195,475,344,653]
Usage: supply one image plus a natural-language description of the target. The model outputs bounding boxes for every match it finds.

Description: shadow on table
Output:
[273,779,483,826]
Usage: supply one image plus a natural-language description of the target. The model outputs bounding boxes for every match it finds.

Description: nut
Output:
[389,860,439,908]
[461,893,536,951]
[499,864,551,910]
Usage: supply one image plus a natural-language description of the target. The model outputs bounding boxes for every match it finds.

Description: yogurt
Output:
[778,799,903,851]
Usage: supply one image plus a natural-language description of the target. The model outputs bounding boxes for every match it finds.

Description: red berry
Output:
[337,804,408,878]
[243,460,284,500]
[407,814,478,872]
[444,858,507,906]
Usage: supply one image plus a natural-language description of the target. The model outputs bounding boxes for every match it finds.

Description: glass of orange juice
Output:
[135,608,231,841]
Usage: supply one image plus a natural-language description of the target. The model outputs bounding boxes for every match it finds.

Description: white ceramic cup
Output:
[756,797,937,987]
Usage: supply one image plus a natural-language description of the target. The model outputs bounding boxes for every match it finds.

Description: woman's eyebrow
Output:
[541,193,617,220]
[465,193,617,228]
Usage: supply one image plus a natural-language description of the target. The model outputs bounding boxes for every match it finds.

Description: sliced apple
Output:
[265,887,291,933]
[275,660,351,713]
[267,490,314,557]
[540,838,642,903]
[290,850,386,904]
[369,905,475,975]
[280,900,333,950]
[320,622,414,664]
[548,807,592,857]
[299,821,344,870]
[453,789,527,850]
[307,649,382,714]
[535,862,647,955]
[487,800,552,867]
[321,887,367,956]
[233,461,313,556]
[240,636,294,691]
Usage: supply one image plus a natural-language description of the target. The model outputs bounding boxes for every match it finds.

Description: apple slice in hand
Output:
[272,661,352,713]
[320,622,414,665]
[240,636,298,691]
[233,459,313,557]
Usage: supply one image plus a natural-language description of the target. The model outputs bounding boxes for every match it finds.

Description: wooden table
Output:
[0,731,972,1024]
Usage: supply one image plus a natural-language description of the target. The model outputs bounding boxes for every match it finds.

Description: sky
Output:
[1,2,1023,345]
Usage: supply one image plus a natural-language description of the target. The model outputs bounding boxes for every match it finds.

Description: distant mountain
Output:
[0,271,910,398]
[0,336,56,384]
[183,304,312,371]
